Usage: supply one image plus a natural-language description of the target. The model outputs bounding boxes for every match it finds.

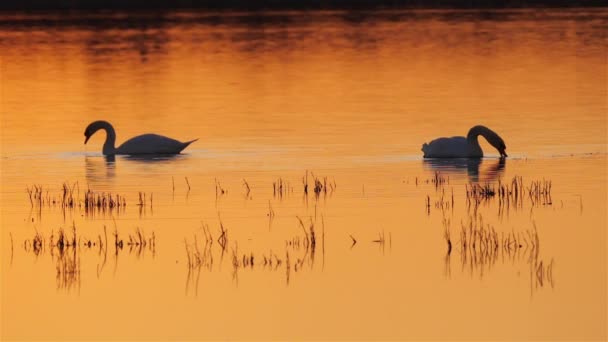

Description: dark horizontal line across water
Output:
[0,0,605,12]
[0,6,604,32]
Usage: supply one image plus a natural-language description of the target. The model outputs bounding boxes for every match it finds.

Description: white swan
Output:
[422,125,507,158]
[84,120,198,155]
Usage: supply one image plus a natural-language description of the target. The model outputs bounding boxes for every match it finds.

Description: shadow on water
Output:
[85,156,116,185]
[423,158,505,182]
[121,153,188,163]
[85,154,188,185]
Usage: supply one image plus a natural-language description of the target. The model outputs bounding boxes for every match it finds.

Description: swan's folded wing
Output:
[422,136,469,158]
[117,134,189,154]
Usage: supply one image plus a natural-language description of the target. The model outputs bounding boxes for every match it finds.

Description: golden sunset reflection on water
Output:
[1,8,606,340]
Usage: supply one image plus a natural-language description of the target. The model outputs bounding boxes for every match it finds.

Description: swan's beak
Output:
[499,149,508,158]
[84,135,90,144]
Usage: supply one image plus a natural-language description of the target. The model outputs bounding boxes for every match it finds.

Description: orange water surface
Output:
[1,8,606,340]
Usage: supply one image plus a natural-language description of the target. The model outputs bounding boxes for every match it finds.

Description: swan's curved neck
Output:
[466,125,491,142]
[466,126,486,148]
[466,125,507,158]
[93,121,117,155]
[466,125,491,157]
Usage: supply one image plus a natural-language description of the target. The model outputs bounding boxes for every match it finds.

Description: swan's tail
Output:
[421,143,429,157]
[179,138,199,152]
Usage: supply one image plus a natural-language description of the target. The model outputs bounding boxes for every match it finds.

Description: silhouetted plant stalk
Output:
[464,176,553,215]
[302,170,336,199]
[433,171,449,189]
[184,222,214,271]
[184,216,322,289]
[84,189,126,216]
[267,200,276,222]
[20,222,154,291]
[273,177,291,198]
[242,179,252,199]
[184,218,230,272]
[215,178,226,198]
[441,213,554,290]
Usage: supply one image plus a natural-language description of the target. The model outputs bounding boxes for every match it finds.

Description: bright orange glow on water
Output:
[1,8,607,340]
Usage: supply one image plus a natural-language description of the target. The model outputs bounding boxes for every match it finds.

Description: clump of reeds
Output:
[26,184,45,207]
[284,216,318,271]
[84,189,126,215]
[215,179,226,197]
[466,183,496,202]
[527,179,552,206]
[183,217,231,272]
[302,171,336,198]
[56,246,80,291]
[227,242,256,274]
[314,175,335,197]
[55,225,78,252]
[260,250,283,269]
[430,187,455,212]
[136,192,153,216]
[290,216,316,251]
[61,182,78,208]
[432,171,448,189]
[454,213,542,279]
[113,226,155,256]
[184,223,214,271]
[137,192,152,207]
[532,258,554,290]
[24,229,45,256]
[26,183,130,217]
[273,177,291,198]
[466,176,554,214]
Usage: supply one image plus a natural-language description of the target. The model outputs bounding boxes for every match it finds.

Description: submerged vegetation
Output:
[441,212,554,292]
[423,173,554,216]
[20,222,156,291]
[26,183,129,217]
[15,172,561,295]
[184,214,325,292]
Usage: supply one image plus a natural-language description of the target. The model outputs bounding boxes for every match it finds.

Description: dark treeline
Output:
[0,0,605,11]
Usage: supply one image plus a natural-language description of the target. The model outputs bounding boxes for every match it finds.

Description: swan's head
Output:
[470,125,508,158]
[84,125,94,144]
[497,142,507,158]
[488,133,507,158]
[84,120,110,144]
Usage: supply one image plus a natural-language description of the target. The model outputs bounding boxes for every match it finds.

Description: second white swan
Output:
[421,125,507,158]
[84,120,198,155]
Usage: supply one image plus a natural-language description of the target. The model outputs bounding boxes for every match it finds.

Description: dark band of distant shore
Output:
[0,0,605,12]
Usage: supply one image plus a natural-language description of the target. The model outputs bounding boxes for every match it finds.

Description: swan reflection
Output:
[422,158,505,183]
[85,155,116,186]
[122,154,187,163]
[85,153,189,186]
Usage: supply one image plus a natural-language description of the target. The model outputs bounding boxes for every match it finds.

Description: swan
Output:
[421,125,507,158]
[84,120,198,155]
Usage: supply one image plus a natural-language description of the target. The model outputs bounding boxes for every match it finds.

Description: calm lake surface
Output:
[1,8,607,340]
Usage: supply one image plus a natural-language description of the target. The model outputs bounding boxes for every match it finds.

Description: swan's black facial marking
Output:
[84,129,91,144]
[495,137,507,158]
[499,143,508,157]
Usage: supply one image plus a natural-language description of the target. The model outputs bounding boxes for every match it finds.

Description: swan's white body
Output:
[422,125,507,158]
[84,120,197,155]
